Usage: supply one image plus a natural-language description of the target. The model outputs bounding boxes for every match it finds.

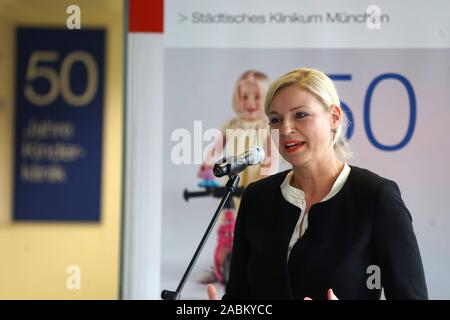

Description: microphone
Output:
[213,146,265,177]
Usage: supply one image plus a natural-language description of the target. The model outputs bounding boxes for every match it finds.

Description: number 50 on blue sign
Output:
[14,28,105,221]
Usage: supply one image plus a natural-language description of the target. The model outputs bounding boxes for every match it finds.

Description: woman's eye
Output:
[269,117,281,125]
[295,112,308,119]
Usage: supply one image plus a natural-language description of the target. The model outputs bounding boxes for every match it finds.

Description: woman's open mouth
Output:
[284,140,306,153]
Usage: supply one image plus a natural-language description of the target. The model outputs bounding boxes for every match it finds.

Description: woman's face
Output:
[268,85,339,167]
[236,81,265,120]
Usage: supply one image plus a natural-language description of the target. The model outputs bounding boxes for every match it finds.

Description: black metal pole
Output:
[161,174,240,300]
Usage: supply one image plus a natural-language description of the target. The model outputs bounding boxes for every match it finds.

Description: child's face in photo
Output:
[237,81,265,121]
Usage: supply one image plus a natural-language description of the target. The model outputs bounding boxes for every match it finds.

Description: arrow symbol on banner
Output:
[178,13,188,23]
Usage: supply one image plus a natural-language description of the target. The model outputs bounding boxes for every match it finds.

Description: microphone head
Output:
[248,146,265,165]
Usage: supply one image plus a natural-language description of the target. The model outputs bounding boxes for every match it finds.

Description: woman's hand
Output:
[304,289,338,300]
[207,284,219,300]
[207,286,338,300]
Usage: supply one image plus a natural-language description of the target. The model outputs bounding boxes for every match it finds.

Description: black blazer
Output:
[223,166,428,300]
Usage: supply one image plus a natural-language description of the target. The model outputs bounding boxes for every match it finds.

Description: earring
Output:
[331,128,337,142]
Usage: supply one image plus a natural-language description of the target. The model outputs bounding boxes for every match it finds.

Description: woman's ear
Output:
[330,105,342,130]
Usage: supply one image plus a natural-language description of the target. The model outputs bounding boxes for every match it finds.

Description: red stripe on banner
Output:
[129,0,163,33]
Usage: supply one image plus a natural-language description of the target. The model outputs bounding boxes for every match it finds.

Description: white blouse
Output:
[280,164,351,259]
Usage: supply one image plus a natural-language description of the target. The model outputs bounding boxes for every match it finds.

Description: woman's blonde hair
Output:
[232,70,269,115]
[264,67,353,162]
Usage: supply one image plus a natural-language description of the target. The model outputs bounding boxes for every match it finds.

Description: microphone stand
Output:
[161,174,240,300]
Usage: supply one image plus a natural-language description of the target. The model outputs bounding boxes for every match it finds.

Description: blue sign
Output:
[13,28,105,221]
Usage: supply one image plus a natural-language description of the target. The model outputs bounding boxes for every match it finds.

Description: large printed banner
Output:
[126,0,450,299]
[14,28,105,221]
[161,0,450,299]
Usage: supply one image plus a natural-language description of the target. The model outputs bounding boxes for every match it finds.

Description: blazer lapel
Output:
[259,182,300,299]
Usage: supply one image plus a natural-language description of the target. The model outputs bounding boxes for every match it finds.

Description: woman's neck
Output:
[291,156,344,199]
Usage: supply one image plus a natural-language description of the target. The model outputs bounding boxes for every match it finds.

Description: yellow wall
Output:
[0,0,124,299]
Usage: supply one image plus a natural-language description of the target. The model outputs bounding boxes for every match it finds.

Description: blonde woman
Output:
[208,67,427,300]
